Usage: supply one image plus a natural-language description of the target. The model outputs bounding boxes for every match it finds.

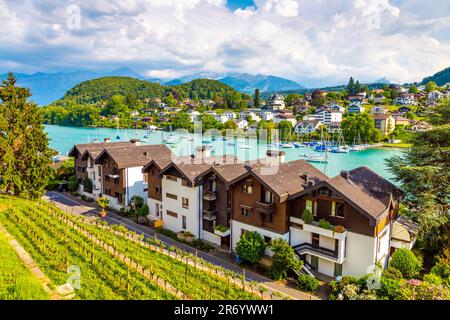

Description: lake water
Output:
[44,125,405,181]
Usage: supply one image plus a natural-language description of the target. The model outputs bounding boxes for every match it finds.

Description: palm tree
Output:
[97,197,109,220]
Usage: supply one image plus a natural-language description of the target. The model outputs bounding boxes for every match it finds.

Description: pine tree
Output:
[254,89,260,108]
[347,77,355,95]
[0,73,56,198]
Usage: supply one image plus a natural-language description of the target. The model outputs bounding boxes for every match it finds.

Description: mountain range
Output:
[1,68,305,105]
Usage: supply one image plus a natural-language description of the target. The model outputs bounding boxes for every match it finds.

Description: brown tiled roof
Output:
[80,141,136,160]
[95,144,173,168]
[325,167,403,219]
[160,155,240,184]
[249,159,329,201]
[69,141,134,157]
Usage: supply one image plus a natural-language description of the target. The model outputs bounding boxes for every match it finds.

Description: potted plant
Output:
[214,224,230,237]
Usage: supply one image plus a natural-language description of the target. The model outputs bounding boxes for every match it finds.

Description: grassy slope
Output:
[0,232,49,300]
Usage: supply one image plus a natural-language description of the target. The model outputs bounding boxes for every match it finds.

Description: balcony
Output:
[203,190,217,201]
[202,209,217,221]
[293,243,340,262]
[289,217,347,241]
[108,169,120,179]
[255,201,275,215]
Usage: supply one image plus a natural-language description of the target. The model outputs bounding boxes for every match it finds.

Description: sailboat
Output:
[331,132,350,153]
[307,128,330,163]
[350,131,363,152]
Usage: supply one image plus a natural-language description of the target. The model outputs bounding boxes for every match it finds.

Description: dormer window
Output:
[242,184,253,195]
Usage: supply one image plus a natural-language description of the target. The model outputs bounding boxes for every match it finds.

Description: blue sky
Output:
[1,0,449,87]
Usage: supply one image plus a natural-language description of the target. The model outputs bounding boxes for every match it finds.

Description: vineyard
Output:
[0,195,259,300]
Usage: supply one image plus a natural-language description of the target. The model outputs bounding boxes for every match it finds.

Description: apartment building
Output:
[68,139,136,198]
[303,110,342,125]
[94,144,172,210]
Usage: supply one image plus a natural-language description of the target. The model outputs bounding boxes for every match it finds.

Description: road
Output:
[45,191,317,300]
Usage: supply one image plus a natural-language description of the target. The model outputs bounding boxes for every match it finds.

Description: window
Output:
[182,197,189,209]
[306,199,313,213]
[242,184,253,194]
[105,175,110,182]
[182,215,187,229]
[331,201,336,216]
[166,210,178,218]
[312,233,320,247]
[336,203,345,218]
[240,206,252,216]
[166,175,178,182]
[155,186,161,195]
[166,193,178,200]
[143,188,148,192]
[143,174,148,183]
[114,178,119,185]
[98,167,102,177]
[264,236,272,244]
[310,256,318,271]
[334,263,343,277]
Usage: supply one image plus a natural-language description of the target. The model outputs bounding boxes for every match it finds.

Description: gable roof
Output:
[95,144,173,169]
[248,159,329,201]
[69,141,136,158]
[315,167,403,220]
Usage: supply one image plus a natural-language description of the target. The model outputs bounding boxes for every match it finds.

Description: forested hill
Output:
[421,67,450,86]
[62,77,165,103]
[60,76,249,105]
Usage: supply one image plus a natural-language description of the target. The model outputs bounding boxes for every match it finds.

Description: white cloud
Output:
[0,0,449,86]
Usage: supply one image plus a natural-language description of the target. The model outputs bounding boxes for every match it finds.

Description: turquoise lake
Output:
[44,125,405,181]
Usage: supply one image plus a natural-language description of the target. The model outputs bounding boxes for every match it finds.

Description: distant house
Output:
[348,96,363,103]
[410,120,432,132]
[235,119,249,130]
[215,112,236,124]
[427,90,444,101]
[292,99,310,113]
[373,95,386,103]
[267,94,286,110]
[392,115,410,127]
[347,103,365,114]
[304,110,342,125]
[326,122,342,134]
[398,106,412,114]
[260,111,275,121]
[294,120,322,135]
[372,114,395,135]
[187,110,200,122]
[274,113,297,127]
[330,104,345,113]
[370,106,388,115]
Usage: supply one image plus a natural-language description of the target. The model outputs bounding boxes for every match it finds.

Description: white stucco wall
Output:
[290,227,312,247]
[375,224,391,269]
[342,231,377,277]
[202,230,222,246]
[161,176,201,238]
[148,198,162,219]
[318,258,335,276]
[231,220,289,256]
[124,166,148,207]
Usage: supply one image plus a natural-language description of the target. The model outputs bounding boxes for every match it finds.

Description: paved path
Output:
[45,191,319,300]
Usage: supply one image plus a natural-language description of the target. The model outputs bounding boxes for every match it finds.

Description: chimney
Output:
[301,174,309,182]
[340,170,349,180]
[307,180,315,188]
[195,145,211,159]
[143,151,151,159]
[266,150,286,163]
[104,138,110,143]
[130,139,141,146]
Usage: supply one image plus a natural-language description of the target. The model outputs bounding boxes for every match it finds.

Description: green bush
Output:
[68,176,78,192]
[389,248,422,279]
[267,238,302,280]
[423,273,443,286]
[301,209,313,224]
[298,274,319,292]
[318,219,331,229]
[130,196,144,211]
[382,266,403,280]
[83,177,93,193]
[139,204,149,217]
[329,276,358,299]
[377,277,402,300]
[235,231,266,264]
[192,239,214,252]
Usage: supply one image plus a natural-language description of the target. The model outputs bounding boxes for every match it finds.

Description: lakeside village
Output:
[60,79,450,150]
[2,73,450,300]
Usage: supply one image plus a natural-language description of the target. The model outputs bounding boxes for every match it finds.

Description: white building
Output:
[347,103,365,114]
[236,119,249,130]
[267,94,286,110]
[294,120,322,135]
[303,110,342,125]
[370,106,388,114]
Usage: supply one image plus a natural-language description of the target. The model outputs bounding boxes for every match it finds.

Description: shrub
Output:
[301,209,313,224]
[139,204,149,217]
[130,196,144,211]
[389,248,422,279]
[80,194,87,201]
[235,231,266,264]
[318,219,331,229]
[399,280,450,300]
[68,176,78,192]
[423,273,443,286]
[430,249,450,286]
[214,225,229,233]
[192,239,214,252]
[298,274,319,292]
[267,238,302,280]
[382,266,403,280]
[329,276,358,299]
[82,177,93,193]
[377,277,402,300]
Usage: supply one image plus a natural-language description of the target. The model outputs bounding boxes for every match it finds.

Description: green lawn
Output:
[0,232,49,300]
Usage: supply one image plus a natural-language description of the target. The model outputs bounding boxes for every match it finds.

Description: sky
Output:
[0,0,450,87]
